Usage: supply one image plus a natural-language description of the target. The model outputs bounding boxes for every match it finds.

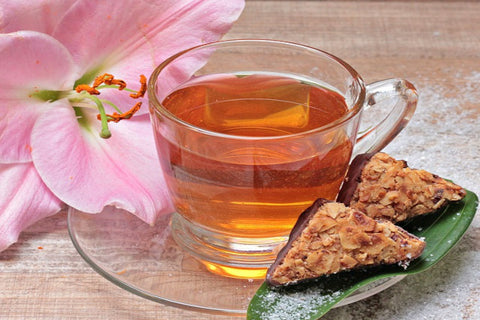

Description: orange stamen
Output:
[76,73,147,135]
[92,73,126,90]
[92,74,110,88]
[105,77,127,90]
[75,84,100,95]
[130,75,147,99]
[97,102,142,123]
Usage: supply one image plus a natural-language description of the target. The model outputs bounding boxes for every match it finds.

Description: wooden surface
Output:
[2,1,480,319]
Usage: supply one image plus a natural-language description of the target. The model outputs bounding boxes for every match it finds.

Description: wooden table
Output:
[2,1,479,319]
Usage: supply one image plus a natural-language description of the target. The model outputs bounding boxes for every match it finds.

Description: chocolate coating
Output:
[336,153,375,205]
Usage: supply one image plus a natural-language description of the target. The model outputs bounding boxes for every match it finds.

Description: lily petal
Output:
[31,105,173,224]
[0,31,79,95]
[0,100,48,163]
[52,0,245,81]
[0,162,63,252]
[0,0,77,34]
[0,31,79,163]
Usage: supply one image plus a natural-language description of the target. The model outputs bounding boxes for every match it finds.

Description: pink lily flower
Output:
[0,0,244,252]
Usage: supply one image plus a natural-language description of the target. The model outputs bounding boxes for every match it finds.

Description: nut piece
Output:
[266,199,425,286]
[337,152,466,223]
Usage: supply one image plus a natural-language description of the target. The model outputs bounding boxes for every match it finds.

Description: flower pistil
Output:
[74,73,147,139]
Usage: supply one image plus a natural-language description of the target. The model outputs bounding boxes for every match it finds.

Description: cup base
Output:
[171,213,287,279]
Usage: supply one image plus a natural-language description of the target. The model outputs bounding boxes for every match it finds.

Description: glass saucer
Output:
[67,206,405,316]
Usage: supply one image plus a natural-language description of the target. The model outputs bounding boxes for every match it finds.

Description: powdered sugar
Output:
[251,286,342,320]
[383,71,480,197]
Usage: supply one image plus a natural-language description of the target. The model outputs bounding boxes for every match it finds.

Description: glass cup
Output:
[148,39,417,279]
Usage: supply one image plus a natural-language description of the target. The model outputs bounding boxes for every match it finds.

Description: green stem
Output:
[96,84,137,93]
[100,99,122,113]
[86,95,111,139]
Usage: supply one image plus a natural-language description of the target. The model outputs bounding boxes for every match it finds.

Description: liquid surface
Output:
[162,74,348,137]
[156,73,352,237]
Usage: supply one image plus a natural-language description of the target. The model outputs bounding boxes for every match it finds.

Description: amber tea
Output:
[156,73,353,238]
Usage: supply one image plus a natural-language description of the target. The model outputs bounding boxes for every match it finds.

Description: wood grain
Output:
[1,2,479,319]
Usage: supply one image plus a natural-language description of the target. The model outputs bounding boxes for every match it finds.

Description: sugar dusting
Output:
[252,286,342,320]
[251,276,397,320]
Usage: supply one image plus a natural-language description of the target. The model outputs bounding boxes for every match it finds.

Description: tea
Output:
[156,73,352,238]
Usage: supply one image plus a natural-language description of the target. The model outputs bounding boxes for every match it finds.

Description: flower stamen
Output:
[93,73,126,90]
[73,73,146,139]
[75,84,100,95]
[129,75,147,99]
[97,102,142,123]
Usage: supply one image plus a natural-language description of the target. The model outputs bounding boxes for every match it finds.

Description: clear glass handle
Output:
[352,78,418,157]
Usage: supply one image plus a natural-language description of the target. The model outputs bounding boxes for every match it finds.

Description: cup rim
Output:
[148,39,366,140]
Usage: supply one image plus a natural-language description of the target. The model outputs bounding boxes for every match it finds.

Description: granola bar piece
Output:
[337,152,466,223]
[266,199,425,286]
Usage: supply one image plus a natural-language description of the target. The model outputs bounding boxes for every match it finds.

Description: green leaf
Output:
[247,189,478,320]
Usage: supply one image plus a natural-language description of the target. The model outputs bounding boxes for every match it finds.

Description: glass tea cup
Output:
[148,39,417,279]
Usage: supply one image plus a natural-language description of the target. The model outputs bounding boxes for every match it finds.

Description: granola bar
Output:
[266,199,425,286]
[337,152,466,223]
